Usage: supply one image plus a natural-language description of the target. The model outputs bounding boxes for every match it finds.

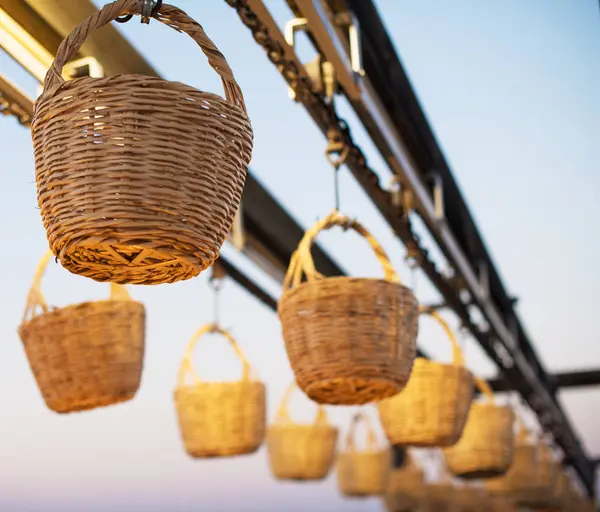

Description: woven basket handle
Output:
[273,381,329,426]
[283,210,401,290]
[41,0,246,112]
[22,249,131,322]
[474,376,495,403]
[177,323,253,387]
[344,412,379,452]
[418,307,465,366]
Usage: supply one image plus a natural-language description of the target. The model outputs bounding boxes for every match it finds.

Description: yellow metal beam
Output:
[24,0,158,77]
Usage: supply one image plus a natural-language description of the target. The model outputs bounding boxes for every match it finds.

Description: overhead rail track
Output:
[224,0,596,495]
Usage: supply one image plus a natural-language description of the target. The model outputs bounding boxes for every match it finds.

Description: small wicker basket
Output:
[18,250,145,413]
[486,423,557,506]
[378,308,473,447]
[337,412,391,497]
[31,0,253,285]
[174,324,265,458]
[267,382,338,481]
[278,211,418,405]
[382,453,425,512]
[443,378,515,479]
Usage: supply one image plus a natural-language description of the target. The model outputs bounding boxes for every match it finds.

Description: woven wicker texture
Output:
[266,381,338,481]
[336,412,391,497]
[18,250,145,413]
[443,378,515,479]
[382,453,425,512]
[378,308,473,447]
[278,210,418,405]
[174,324,265,458]
[31,0,253,285]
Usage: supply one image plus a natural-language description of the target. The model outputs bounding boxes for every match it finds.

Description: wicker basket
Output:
[267,382,338,481]
[174,324,265,458]
[278,211,418,405]
[337,412,391,497]
[443,378,515,479]
[31,0,253,286]
[486,424,558,507]
[18,250,145,413]
[378,308,473,447]
[383,453,425,512]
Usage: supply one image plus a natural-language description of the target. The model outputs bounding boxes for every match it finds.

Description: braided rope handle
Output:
[344,411,380,452]
[41,0,247,113]
[418,307,466,366]
[273,381,329,426]
[283,210,401,290]
[22,249,131,322]
[176,323,254,387]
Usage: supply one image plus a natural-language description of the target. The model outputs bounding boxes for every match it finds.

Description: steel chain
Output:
[224,0,442,283]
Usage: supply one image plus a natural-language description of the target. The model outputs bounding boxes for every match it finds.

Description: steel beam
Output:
[227,0,595,495]
[489,369,600,393]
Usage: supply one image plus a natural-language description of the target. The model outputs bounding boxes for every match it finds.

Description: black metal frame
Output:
[341,0,595,492]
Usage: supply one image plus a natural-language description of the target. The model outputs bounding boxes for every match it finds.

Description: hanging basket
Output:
[453,486,493,512]
[515,443,558,507]
[378,308,473,447]
[266,382,338,481]
[443,377,515,479]
[337,412,391,497]
[278,211,419,405]
[30,0,253,285]
[174,324,265,458]
[18,250,145,413]
[486,423,557,506]
[382,453,425,512]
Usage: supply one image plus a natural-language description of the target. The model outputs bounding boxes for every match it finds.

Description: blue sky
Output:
[0,0,599,509]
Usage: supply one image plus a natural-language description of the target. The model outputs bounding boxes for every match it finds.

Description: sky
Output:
[0,0,599,510]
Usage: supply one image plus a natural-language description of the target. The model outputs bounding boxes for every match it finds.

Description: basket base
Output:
[302,376,400,405]
[185,442,261,459]
[57,243,202,285]
[454,468,508,480]
[47,389,137,414]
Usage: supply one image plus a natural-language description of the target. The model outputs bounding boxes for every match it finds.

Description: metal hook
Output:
[139,0,162,24]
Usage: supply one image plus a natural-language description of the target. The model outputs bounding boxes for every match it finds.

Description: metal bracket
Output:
[332,11,365,77]
[427,171,445,220]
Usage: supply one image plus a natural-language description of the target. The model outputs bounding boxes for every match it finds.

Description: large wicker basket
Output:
[382,453,425,512]
[174,324,265,458]
[443,378,515,479]
[18,250,145,413]
[337,412,391,497]
[30,0,253,286]
[278,211,418,405]
[267,382,338,481]
[378,308,473,447]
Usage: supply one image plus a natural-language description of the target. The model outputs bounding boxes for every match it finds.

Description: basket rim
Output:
[411,356,474,372]
[268,423,338,432]
[19,298,145,330]
[35,74,248,116]
[279,276,414,304]
[174,379,265,392]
